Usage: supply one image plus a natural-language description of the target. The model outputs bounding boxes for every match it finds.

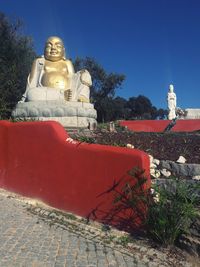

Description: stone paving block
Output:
[0,189,195,267]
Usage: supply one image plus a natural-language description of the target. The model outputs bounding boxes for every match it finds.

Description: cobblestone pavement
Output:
[0,189,197,267]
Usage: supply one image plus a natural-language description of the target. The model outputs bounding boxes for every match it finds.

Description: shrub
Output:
[146,179,199,246]
[113,170,199,247]
[111,167,150,231]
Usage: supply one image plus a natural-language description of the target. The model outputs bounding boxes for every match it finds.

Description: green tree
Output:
[127,95,159,120]
[126,96,137,118]
[112,96,129,120]
[73,57,125,122]
[156,108,168,120]
[0,12,36,118]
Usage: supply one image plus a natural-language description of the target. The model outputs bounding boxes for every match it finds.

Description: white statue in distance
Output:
[167,84,177,120]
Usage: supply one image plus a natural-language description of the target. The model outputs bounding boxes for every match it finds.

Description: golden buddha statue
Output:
[21,36,92,103]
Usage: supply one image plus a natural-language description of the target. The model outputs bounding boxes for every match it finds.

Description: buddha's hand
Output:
[80,70,92,87]
[64,89,72,101]
[78,96,89,103]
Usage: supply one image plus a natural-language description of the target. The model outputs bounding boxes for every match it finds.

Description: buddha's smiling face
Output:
[44,36,65,61]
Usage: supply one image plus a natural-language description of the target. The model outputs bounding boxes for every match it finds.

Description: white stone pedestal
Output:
[12,101,97,128]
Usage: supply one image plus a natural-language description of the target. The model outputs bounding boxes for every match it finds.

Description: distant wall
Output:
[120,120,200,132]
[173,120,200,132]
[0,121,150,229]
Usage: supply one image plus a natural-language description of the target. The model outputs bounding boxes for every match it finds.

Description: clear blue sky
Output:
[1,0,200,109]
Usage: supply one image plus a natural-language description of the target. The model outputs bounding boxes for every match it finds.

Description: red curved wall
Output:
[120,120,200,132]
[0,121,150,229]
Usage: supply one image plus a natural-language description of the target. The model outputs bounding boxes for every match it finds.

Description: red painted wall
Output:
[0,121,150,229]
[173,120,200,132]
[120,120,169,132]
[120,120,200,132]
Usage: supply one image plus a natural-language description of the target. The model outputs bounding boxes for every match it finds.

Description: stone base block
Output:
[25,116,97,128]
[12,100,97,129]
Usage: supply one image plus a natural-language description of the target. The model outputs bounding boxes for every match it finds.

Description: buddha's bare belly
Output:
[41,72,70,89]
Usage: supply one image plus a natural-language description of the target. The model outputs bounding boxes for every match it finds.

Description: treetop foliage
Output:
[74,57,167,122]
[74,57,125,100]
[0,12,36,118]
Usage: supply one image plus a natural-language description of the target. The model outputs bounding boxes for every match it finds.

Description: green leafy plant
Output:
[112,168,199,247]
[114,121,127,132]
[146,179,199,246]
[76,136,96,144]
[110,167,149,231]
[96,122,109,130]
